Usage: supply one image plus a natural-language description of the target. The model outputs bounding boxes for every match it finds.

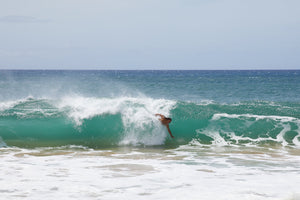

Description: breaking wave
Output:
[0,96,299,148]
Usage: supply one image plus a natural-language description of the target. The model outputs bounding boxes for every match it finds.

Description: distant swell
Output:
[0,96,300,148]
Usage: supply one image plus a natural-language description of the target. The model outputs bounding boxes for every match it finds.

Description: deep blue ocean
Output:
[0,70,299,148]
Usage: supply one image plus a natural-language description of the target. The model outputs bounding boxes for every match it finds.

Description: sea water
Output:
[0,70,300,200]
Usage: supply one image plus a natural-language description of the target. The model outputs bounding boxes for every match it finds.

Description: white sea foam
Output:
[203,113,300,147]
[212,113,298,122]
[0,100,18,111]
[276,124,290,146]
[0,96,59,119]
[195,99,215,105]
[292,125,300,146]
[0,95,37,111]
[0,136,7,147]
[1,146,300,200]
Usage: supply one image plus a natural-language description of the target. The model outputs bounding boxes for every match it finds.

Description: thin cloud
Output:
[0,49,37,57]
[0,15,50,23]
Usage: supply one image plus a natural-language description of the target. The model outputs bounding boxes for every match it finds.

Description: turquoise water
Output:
[0,70,299,148]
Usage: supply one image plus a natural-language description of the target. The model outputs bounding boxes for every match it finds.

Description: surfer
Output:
[155,114,174,138]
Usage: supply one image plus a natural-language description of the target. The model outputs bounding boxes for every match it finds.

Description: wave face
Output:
[0,96,299,148]
[0,96,176,147]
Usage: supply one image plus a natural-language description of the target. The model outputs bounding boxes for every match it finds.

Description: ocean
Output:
[0,70,300,200]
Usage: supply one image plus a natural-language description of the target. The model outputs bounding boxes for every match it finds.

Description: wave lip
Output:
[212,113,298,122]
[57,96,176,125]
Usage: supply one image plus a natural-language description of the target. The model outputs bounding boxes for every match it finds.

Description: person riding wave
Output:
[155,114,174,138]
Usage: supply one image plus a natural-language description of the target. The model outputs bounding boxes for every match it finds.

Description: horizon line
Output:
[0,68,299,71]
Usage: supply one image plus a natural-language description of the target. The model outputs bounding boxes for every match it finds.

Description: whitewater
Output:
[0,70,300,200]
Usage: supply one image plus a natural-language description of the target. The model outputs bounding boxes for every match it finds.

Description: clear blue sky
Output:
[0,0,299,70]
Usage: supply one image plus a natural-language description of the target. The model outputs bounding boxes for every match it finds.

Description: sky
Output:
[0,0,299,70]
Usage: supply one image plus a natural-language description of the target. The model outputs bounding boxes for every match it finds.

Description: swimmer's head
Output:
[165,117,172,123]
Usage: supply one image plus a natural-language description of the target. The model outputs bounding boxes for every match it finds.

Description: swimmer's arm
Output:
[155,113,164,118]
[166,125,174,138]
